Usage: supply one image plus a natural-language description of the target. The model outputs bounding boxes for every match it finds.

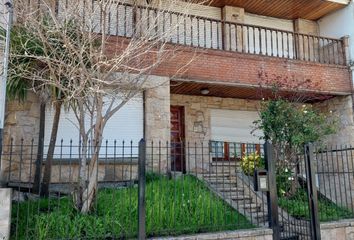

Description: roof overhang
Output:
[170,79,349,103]
[207,0,350,20]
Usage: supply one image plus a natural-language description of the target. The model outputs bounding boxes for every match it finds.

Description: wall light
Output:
[200,88,210,95]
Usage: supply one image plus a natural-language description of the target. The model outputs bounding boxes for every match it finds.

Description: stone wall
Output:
[170,94,260,173]
[321,219,354,240]
[144,76,171,144]
[306,96,354,210]
[144,76,171,172]
[2,92,41,180]
[170,94,260,143]
[152,228,273,240]
[6,161,138,184]
[314,95,354,146]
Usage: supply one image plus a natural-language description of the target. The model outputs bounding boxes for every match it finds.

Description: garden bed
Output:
[278,189,354,222]
[11,174,253,240]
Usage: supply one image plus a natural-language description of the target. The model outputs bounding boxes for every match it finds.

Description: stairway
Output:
[199,160,302,240]
[201,161,269,227]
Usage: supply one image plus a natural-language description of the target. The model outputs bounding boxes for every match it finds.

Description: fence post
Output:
[304,143,321,240]
[138,139,146,240]
[264,141,280,240]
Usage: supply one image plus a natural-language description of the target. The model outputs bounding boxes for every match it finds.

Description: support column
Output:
[222,6,244,51]
[294,19,319,61]
[144,76,170,173]
[341,35,350,65]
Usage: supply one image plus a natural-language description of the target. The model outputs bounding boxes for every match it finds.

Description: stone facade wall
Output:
[314,95,354,146]
[152,228,273,240]
[2,92,41,180]
[321,219,354,240]
[170,94,260,173]
[2,75,170,181]
[144,76,171,144]
[50,162,138,183]
[313,96,354,210]
[144,76,171,172]
[170,94,260,143]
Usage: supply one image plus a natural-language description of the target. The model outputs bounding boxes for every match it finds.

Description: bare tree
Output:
[12,0,204,212]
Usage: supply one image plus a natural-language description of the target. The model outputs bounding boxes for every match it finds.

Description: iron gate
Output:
[265,143,321,240]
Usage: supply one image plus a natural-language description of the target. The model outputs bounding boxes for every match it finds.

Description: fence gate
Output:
[266,143,321,240]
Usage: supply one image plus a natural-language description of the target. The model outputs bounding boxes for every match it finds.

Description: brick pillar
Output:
[294,19,319,61]
[222,6,244,51]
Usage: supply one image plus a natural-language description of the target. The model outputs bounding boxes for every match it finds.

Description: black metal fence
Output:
[313,145,354,219]
[3,138,354,240]
[2,139,267,240]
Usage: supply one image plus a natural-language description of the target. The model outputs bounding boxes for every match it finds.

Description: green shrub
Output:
[276,167,293,196]
[241,152,263,175]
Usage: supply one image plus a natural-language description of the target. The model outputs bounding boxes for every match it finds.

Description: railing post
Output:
[304,143,321,240]
[264,141,280,240]
[138,139,146,240]
[341,35,350,65]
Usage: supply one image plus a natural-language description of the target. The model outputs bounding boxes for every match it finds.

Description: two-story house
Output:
[2,0,353,175]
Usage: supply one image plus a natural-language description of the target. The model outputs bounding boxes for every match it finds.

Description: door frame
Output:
[170,105,186,172]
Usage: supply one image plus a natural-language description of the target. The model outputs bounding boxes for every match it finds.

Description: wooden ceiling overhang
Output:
[170,80,345,103]
[206,0,349,21]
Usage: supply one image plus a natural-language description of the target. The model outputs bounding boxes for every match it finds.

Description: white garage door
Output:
[210,109,263,143]
[44,97,143,157]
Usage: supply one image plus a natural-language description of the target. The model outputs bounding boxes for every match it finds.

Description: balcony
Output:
[78,1,351,97]
[100,2,346,65]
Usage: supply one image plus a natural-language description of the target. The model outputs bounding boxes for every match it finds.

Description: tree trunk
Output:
[41,101,62,197]
[78,97,104,213]
[80,148,100,213]
[75,100,88,210]
[33,102,46,194]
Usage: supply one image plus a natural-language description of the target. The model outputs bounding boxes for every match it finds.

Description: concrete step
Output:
[209,166,237,174]
[240,203,261,211]
[203,173,231,178]
[246,207,263,213]
[228,195,252,201]
[203,178,233,183]
[210,183,239,189]
[253,212,268,222]
[213,187,244,193]
[206,179,237,184]
[210,161,240,166]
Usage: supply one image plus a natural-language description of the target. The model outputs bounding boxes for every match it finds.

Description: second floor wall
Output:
[49,0,348,65]
[11,0,353,97]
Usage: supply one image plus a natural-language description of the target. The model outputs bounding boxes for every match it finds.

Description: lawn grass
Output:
[11,174,253,240]
[278,188,354,222]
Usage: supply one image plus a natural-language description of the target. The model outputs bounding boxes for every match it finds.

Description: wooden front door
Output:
[170,106,185,172]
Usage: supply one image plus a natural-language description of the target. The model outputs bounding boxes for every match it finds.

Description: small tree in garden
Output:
[12,0,203,213]
[254,70,337,196]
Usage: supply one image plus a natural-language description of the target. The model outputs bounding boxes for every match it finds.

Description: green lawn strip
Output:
[11,174,253,240]
[278,188,354,222]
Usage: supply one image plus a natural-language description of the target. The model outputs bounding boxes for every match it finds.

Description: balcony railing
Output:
[59,1,346,66]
